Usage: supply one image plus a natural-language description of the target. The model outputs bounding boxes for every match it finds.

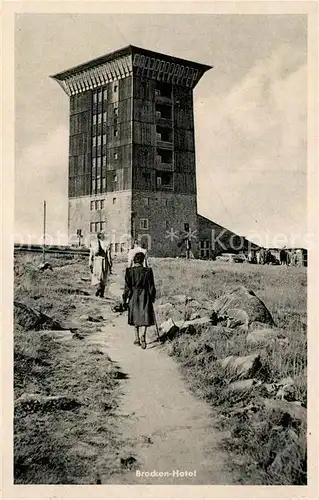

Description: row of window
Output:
[89,218,170,233]
[92,107,118,125]
[92,84,118,104]
[90,197,117,209]
[90,199,105,211]
[90,221,106,232]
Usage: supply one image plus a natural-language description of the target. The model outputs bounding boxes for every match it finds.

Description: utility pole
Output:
[43,200,46,263]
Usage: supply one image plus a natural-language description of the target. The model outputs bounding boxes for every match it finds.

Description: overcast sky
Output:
[14,13,307,247]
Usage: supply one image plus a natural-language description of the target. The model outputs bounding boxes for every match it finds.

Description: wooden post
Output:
[43,200,46,263]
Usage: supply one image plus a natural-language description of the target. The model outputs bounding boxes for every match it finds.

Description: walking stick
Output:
[153,307,161,341]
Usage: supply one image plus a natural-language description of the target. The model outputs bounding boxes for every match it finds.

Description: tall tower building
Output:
[52,45,211,256]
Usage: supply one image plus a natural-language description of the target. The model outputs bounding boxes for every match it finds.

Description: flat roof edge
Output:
[51,44,212,81]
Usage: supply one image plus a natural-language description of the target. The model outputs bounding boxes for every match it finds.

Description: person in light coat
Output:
[89,232,111,298]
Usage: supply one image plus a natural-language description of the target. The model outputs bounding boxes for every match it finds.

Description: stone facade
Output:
[132,191,198,257]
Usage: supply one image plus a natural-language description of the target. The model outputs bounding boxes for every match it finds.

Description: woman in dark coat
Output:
[122,252,156,350]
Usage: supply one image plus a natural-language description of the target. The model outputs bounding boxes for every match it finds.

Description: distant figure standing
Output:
[259,247,266,265]
[122,252,156,350]
[89,232,111,298]
[280,248,288,266]
[127,239,148,268]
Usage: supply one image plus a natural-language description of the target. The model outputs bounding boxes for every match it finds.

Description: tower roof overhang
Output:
[51,45,212,96]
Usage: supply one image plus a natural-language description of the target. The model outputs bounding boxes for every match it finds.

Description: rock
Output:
[15,394,81,414]
[190,312,201,321]
[73,332,85,340]
[227,379,259,392]
[14,301,63,331]
[38,262,53,271]
[160,318,176,335]
[275,378,297,401]
[187,299,202,309]
[262,398,306,425]
[246,327,287,345]
[277,376,294,387]
[225,308,249,331]
[120,456,137,468]
[169,294,192,305]
[219,353,262,380]
[179,316,212,333]
[158,302,174,312]
[87,315,104,322]
[212,286,274,327]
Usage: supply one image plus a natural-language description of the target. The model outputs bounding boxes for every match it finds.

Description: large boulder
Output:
[262,398,306,425]
[218,353,262,380]
[212,286,274,328]
[246,327,288,345]
[14,301,63,331]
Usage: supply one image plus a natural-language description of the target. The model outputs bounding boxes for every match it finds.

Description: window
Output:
[114,152,118,160]
[98,113,102,124]
[164,199,169,206]
[102,134,106,144]
[102,178,106,190]
[113,197,116,204]
[144,197,150,205]
[97,157,101,168]
[92,136,96,147]
[103,111,107,122]
[97,136,101,146]
[114,107,118,117]
[100,221,105,231]
[103,89,107,101]
[120,242,126,253]
[92,157,96,168]
[102,155,107,166]
[200,240,210,249]
[114,84,118,92]
[98,91,103,103]
[100,200,104,209]
[90,222,95,232]
[90,201,95,211]
[114,129,118,137]
[97,178,101,191]
[156,177,162,187]
[115,243,120,253]
[140,219,149,230]
[93,93,97,104]
[114,174,117,182]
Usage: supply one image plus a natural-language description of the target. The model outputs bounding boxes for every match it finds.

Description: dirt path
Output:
[89,265,234,485]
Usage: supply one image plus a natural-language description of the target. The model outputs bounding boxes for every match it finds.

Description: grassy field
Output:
[14,254,128,484]
[150,258,307,485]
[14,254,307,485]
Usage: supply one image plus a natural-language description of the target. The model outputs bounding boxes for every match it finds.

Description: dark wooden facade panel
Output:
[174,107,194,129]
[174,151,196,172]
[106,145,132,171]
[132,168,155,191]
[119,76,133,101]
[70,92,92,114]
[133,145,155,169]
[133,122,155,146]
[174,172,196,194]
[174,129,195,151]
[133,99,155,123]
[133,77,155,100]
